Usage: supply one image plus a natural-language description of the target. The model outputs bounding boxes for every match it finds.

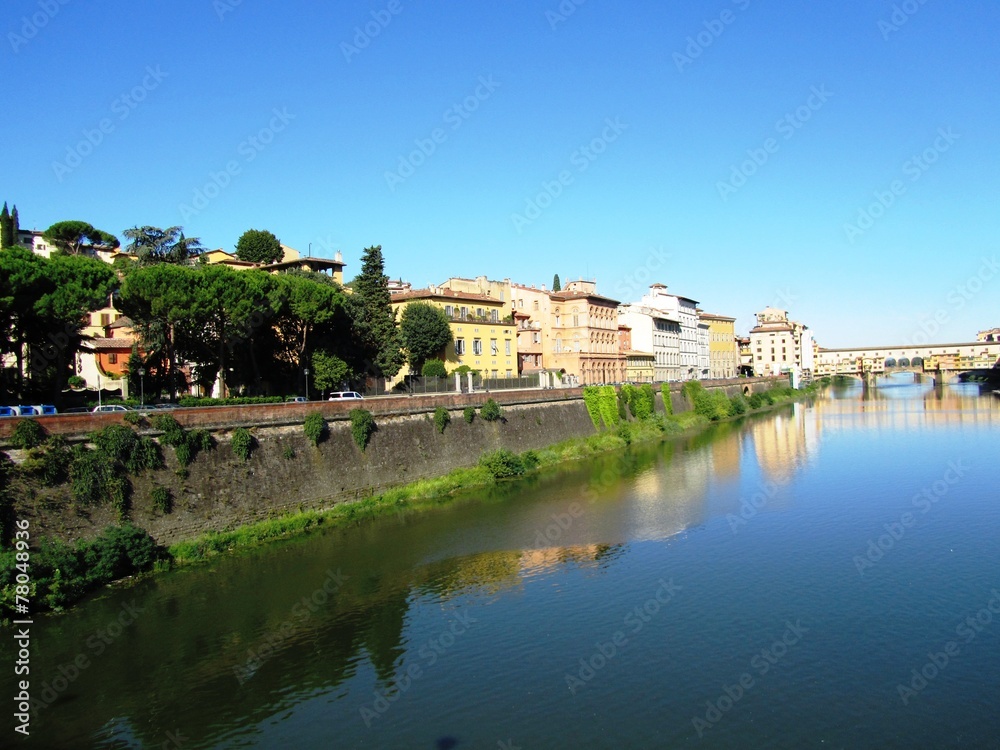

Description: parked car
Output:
[92,404,130,413]
[64,406,91,414]
[285,396,307,403]
[32,405,58,415]
[328,391,364,400]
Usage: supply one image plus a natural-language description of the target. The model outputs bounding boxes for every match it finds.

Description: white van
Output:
[328,391,364,400]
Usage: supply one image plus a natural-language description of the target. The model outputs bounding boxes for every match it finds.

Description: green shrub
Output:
[617,389,629,421]
[433,407,450,434]
[68,375,86,389]
[11,419,46,450]
[282,445,296,460]
[635,384,655,420]
[231,428,255,461]
[479,449,525,479]
[463,406,476,424]
[1,524,162,615]
[152,414,185,444]
[522,450,540,470]
[480,398,503,422]
[350,409,375,452]
[761,390,775,405]
[90,425,162,474]
[122,411,143,426]
[728,394,749,417]
[748,392,764,409]
[190,429,213,453]
[303,412,328,446]
[582,386,602,428]
[660,383,673,415]
[616,422,633,445]
[24,437,73,486]
[178,396,282,407]
[597,386,620,428]
[174,441,193,467]
[421,359,448,378]
[69,447,130,518]
[151,485,172,514]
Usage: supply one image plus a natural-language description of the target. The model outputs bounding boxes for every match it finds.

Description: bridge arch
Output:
[898,357,911,367]
[911,356,923,367]
[884,357,897,368]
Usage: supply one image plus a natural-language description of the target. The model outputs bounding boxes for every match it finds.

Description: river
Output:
[5,379,1000,748]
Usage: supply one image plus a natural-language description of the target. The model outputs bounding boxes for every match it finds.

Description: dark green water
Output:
[5,381,1000,749]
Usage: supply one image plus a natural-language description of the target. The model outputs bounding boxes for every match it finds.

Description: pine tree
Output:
[552,273,561,292]
[10,205,19,246]
[353,245,404,378]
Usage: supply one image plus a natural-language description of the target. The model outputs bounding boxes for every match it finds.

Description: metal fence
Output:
[361,373,544,397]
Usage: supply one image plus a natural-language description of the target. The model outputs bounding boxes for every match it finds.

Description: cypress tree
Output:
[353,245,404,378]
[552,273,561,292]
[10,205,19,245]
[0,203,10,248]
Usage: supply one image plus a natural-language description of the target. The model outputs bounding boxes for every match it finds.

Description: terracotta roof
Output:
[699,312,736,321]
[109,316,133,329]
[391,287,505,304]
[550,291,621,305]
[88,337,135,350]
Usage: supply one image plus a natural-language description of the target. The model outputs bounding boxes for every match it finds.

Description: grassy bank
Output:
[1,379,826,616]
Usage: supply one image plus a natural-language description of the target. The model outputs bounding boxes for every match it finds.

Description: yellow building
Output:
[699,312,739,379]
[203,245,345,284]
[390,287,518,378]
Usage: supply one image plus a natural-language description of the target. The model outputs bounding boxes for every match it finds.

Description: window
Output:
[533,300,539,311]
[460,306,468,318]
[100,313,110,327]
[491,309,499,322]
[445,305,453,317]
[505,340,511,355]
[506,369,512,378]
[108,353,118,364]
[473,338,483,355]
[455,338,465,355]
[491,338,498,355]
[533,332,540,344]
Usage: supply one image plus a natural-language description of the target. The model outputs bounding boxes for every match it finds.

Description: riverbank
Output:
[0,378,824,617]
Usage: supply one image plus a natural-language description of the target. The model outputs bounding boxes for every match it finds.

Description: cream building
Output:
[618,303,680,382]
[749,307,811,377]
[637,283,700,379]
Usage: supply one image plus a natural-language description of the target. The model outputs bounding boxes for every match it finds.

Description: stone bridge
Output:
[815,341,1000,384]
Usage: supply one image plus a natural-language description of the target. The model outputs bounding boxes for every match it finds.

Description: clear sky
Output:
[4,0,999,346]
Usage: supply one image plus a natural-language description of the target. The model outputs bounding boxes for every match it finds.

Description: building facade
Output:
[699,312,739,380]
[389,287,518,379]
[749,307,812,377]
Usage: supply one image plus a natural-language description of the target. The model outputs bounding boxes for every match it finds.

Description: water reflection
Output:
[7,383,996,748]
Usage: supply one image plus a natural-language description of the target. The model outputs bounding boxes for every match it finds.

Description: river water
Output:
[6,379,1000,749]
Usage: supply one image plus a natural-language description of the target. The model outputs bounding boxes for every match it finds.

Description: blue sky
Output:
[4,0,999,346]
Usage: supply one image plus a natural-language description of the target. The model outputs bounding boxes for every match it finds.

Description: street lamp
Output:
[303,367,310,400]
[137,367,145,406]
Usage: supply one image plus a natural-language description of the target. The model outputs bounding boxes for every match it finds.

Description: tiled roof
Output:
[88,337,135,350]
[391,288,504,304]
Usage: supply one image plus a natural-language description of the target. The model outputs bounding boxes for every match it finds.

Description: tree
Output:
[552,274,561,292]
[43,220,119,255]
[124,226,203,264]
[311,350,350,395]
[421,359,447,378]
[10,206,18,245]
[400,303,453,373]
[352,245,404,378]
[0,203,12,248]
[235,229,283,264]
